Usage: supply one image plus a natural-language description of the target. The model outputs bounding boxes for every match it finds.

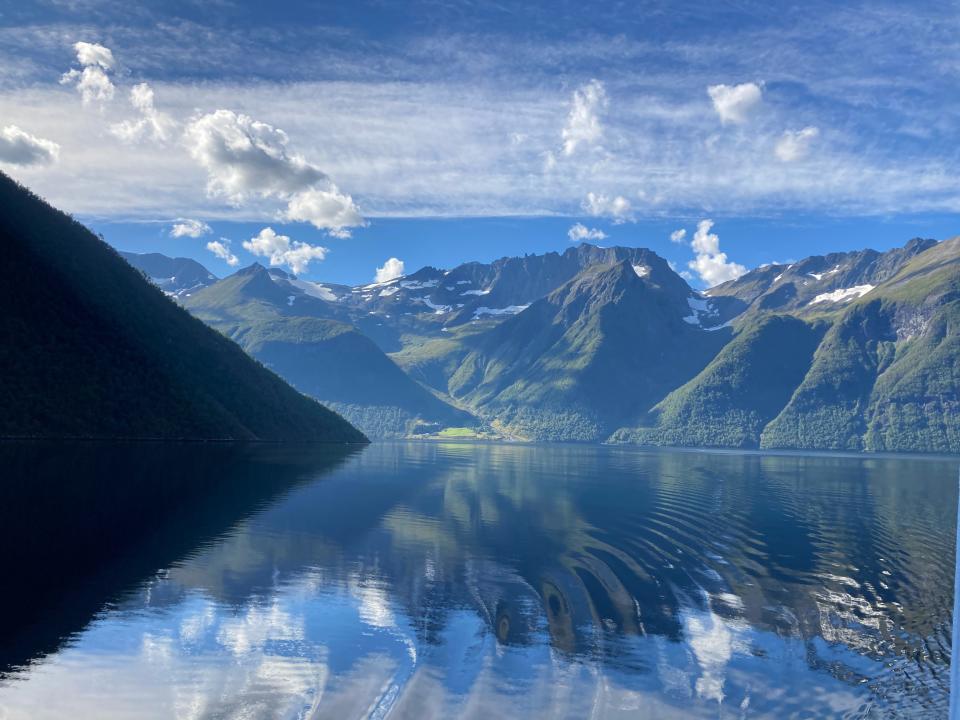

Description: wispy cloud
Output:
[60,41,115,105]
[0,2,955,221]
[582,192,632,223]
[707,83,762,125]
[561,79,607,156]
[111,83,177,143]
[775,126,819,162]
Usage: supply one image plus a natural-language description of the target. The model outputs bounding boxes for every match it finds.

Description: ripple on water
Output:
[0,442,954,719]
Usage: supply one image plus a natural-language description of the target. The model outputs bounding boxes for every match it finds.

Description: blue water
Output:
[0,441,955,718]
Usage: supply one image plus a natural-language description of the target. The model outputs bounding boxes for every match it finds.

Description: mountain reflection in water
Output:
[0,441,955,718]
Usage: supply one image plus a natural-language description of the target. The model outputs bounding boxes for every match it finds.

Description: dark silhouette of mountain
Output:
[0,172,366,442]
[0,442,360,674]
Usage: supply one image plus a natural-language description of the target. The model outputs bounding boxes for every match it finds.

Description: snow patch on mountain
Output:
[379,286,399,297]
[420,296,451,314]
[401,279,438,290]
[632,264,650,278]
[808,265,840,282]
[462,288,491,296]
[473,304,529,318]
[810,284,874,305]
[683,294,719,326]
[286,277,338,302]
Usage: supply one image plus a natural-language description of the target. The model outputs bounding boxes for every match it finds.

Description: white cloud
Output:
[561,79,607,156]
[184,110,326,202]
[0,125,59,166]
[582,192,632,223]
[73,42,115,70]
[184,109,364,236]
[284,186,364,236]
[170,218,211,238]
[775,126,820,162]
[60,66,115,105]
[374,257,405,283]
[242,227,327,275]
[687,220,747,287]
[206,238,238,266]
[542,150,557,172]
[707,83,762,124]
[567,222,607,242]
[111,83,176,143]
[60,42,116,105]
[670,228,687,243]
[3,59,958,221]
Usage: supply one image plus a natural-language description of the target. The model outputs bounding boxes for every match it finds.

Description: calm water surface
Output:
[0,441,956,718]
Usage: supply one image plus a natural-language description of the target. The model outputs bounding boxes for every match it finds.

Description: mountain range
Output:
[123,230,960,453]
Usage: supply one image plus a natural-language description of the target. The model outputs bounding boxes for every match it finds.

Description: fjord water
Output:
[0,442,955,718]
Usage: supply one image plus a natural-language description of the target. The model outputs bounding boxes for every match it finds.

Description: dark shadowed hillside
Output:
[0,173,366,442]
[183,264,473,438]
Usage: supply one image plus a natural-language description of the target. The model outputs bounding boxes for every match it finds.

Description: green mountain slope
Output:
[0,174,366,442]
[614,315,828,448]
[184,264,473,438]
[762,237,960,453]
[443,260,730,441]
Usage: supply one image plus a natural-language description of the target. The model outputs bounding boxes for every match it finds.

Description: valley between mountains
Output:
[125,233,960,453]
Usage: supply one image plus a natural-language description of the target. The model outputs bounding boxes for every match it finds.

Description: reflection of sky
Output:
[0,443,954,718]
[0,578,888,718]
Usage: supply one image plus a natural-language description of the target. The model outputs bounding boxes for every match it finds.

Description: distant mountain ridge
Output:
[123,226,960,453]
[181,263,472,438]
[0,173,366,442]
[120,251,218,298]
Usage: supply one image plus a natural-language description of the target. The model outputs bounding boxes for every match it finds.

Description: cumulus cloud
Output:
[687,219,747,287]
[707,83,762,124]
[374,257,405,283]
[170,218,211,238]
[775,126,820,162]
[242,227,327,275]
[285,186,365,237]
[582,192,632,223]
[206,238,238,266]
[670,228,687,243]
[60,42,116,105]
[562,79,607,156]
[0,125,60,166]
[183,109,364,235]
[567,222,607,242]
[73,42,114,70]
[184,110,325,201]
[111,83,176,143]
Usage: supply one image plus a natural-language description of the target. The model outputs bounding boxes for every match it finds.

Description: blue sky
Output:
[0,0,957,286]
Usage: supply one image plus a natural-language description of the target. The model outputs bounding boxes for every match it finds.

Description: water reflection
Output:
[0,442,955,718]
